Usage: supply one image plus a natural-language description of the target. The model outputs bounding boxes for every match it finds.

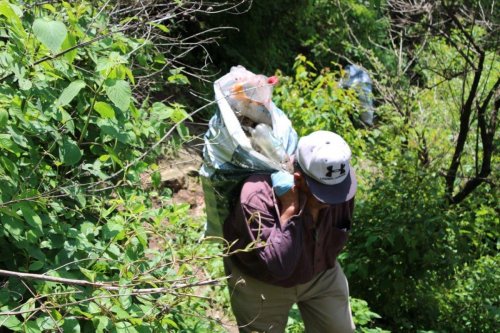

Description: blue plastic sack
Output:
[341,65,375,126]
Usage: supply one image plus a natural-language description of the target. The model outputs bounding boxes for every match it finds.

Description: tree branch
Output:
[0,268,227,294]
[450,77,500,203]
[446,5,482,53]
[445,49,485,202]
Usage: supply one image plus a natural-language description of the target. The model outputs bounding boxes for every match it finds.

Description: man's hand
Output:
[271,171,299,227]
[277,186,299,226]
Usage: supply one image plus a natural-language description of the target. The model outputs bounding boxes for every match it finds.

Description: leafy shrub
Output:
[201,0,311,73]
[342,108,498,331]
[273,54,370,156]
[273,53,498,332]
[351,298,390,333]
[437,255,499,332]
[0,1,233,331]
[201,0,392,74]
[300,0,392,69]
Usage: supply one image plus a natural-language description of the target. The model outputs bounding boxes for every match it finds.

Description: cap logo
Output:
[326,164,346,178]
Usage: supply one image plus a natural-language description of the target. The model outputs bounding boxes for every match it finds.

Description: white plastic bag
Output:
[200,66,298,238]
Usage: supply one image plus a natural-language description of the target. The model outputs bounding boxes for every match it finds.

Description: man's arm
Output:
[232,175,303,280]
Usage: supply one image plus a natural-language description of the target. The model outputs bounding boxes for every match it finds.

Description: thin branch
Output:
[21,280,64,333]
[0,269,228,294]
[0,29,113,83]
[446,6,482,53]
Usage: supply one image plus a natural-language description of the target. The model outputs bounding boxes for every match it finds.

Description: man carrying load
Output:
[224,130,357,333]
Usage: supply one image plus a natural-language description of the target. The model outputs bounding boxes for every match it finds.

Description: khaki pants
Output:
[226,261,355,333]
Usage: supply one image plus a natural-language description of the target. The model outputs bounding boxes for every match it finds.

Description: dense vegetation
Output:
[1,0,498,332]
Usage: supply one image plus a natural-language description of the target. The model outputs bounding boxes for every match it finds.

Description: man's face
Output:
[294,171,329,210]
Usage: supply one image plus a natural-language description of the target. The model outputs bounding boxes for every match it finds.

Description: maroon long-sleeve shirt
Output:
[223,174,354,287]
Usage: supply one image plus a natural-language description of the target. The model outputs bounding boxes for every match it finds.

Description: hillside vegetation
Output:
[0,1,498,332]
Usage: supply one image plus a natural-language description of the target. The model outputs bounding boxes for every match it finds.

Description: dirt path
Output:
[141,136,239,332]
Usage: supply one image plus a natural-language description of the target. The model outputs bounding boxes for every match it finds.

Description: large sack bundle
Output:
[200,66,298,238]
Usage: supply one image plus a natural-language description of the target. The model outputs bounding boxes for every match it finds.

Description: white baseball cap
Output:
[296,131,357,204]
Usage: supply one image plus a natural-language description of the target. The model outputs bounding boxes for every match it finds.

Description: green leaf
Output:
[0,207,23,220]
[0,314,23,331]
[58,138,82,166]
[103,221,125,240]
[32,18,67,53]
[88,302,102,315]
[61,32,77,63]
[124,67,135,85]
[115,321,138,333]
[162,318,179,329]
[148,22,170,33]
[0,289,10,304]
[29,261,44,271]
[81,161,108,180]
[42,4,57,13]
[36,316,59,331]
[168,67,190,84]
[24,320,42,333]
[119,287,132,310]
[0,109,8,128]
[151,171,161,188]
[3,216,25,242]
[55,80,85,107]
[0,2,24,35]
[130,103,140,119]
[18,77,32,91]
[64,183,86,207]
[168,73,189,85]
[102,145,124,166]
[96,52,128,74]
[0,156,18,179]
[18,203,43,237]
[8,128,28,148]
[171,103,190,122]
[176,123,189,139]
[93,316,110,333]
[150,102,173,121]
[104,79,131,111]
[94,101,115,119]
[98,121,133,145]
[12,63,30,91]
[62,317,80,333]
[0,134,23,155]
[79,267,96,282]
[55,108,75,135]
[111,305,131,320]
